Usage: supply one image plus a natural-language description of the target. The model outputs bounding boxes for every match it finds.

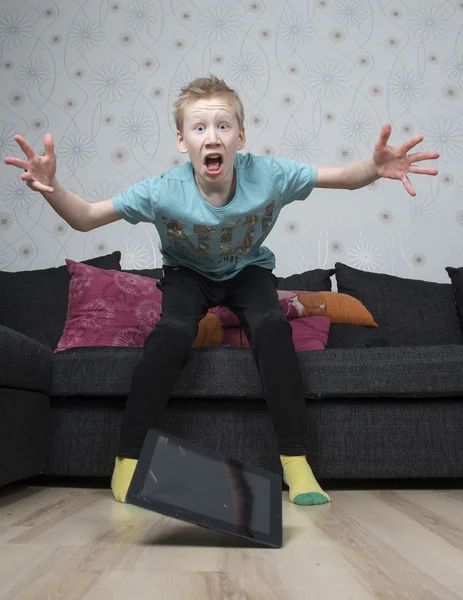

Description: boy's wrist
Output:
[342,158,381,190]
[43,176,61,195]
[40,175,59,197]
[366,157,381,184]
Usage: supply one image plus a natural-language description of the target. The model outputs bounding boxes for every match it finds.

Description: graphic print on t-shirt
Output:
[161,201,276,266]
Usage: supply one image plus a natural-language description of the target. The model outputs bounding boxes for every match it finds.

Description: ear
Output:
[237,128,246,151]
[176,130,188,154]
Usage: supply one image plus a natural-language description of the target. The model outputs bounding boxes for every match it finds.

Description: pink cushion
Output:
[210,305,240,327]
[221,317,330,352]
[211,293,315,326]
[56,260,162,352]
[290,317,330,351]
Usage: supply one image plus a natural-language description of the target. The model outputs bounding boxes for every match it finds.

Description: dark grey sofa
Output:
[2,252,463,488]
[0,325,51,486]
[0,252,121,486]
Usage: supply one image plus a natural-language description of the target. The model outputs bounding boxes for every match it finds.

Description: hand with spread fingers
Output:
[373,124,439,197]
[4,133,56,194]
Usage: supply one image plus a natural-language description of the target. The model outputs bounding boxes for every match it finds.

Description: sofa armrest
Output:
[0,325,52,393]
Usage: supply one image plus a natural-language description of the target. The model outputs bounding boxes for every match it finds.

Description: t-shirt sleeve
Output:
[112,176,159,224]
[270,156,318,206]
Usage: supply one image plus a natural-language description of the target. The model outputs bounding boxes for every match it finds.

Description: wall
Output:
[0,0,462,281]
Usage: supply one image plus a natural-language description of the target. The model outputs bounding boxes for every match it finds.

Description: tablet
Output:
[126,428,282,548]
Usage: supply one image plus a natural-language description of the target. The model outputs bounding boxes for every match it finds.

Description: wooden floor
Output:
[0,483,462,600]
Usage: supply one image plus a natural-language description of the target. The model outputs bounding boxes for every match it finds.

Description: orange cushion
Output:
[279,291,377,327]
[192,313,223,347]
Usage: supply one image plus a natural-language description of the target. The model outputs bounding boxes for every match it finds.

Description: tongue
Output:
[206,158,221,171]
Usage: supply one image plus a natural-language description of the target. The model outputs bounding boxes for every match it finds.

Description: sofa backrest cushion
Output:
[123,268,164,279]
[0,252,121,348]
[446,266,463,333]
[335,262,462,347]
[326,324,387,349]
[277,268,334,291]
[123,267,336,292]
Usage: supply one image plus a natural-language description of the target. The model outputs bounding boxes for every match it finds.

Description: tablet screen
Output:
[139,434,272,535]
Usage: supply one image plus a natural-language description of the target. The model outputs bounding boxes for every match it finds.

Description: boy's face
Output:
[176,94,246,186]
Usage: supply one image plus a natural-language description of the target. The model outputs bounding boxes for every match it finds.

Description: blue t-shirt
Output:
[112,153,317,280]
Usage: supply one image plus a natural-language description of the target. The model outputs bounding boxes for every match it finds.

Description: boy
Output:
[5,75,439,506]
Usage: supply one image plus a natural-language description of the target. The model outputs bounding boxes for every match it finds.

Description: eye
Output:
[219,123,229,130]
[195,125,205,132]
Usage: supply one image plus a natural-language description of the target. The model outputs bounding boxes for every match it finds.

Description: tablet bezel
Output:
[126,428,282,549]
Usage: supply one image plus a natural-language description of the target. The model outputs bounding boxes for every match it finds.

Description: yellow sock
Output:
[111,457,138,503]
[280,455,331,506]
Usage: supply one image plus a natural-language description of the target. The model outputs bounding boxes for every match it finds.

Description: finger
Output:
[21,171,54,192]
[25,181,37,191]
[400,135,424,153]
[14,135,36,160]
[377,123,392,147]
[409,166,438,175]
[408,152,440,162]
[30,181,54,193]
[24,176,54,193]
[4,156,28,170]
[402,175,416,196]
[44,133,55,157]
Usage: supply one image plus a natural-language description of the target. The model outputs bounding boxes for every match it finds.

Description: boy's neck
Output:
[194,169,237,208]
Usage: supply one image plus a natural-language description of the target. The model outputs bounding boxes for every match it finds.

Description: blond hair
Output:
[172,74,244,132]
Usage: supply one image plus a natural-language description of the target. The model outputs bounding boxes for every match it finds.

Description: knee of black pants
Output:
[251,309,291,342]
[144,315,198,354]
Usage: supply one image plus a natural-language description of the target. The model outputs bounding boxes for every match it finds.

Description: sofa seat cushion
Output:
[0,325,52,392]
[50,345,463,399]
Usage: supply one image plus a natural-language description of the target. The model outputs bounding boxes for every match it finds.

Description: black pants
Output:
[118,265,307,458]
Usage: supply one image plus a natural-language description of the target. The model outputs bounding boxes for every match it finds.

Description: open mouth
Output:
[204,154,223,173]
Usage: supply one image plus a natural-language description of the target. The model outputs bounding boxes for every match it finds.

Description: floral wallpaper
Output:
[0,0,462,282]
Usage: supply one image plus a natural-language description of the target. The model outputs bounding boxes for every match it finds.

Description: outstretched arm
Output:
[315,124,439,196]
[4,134,120,231]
